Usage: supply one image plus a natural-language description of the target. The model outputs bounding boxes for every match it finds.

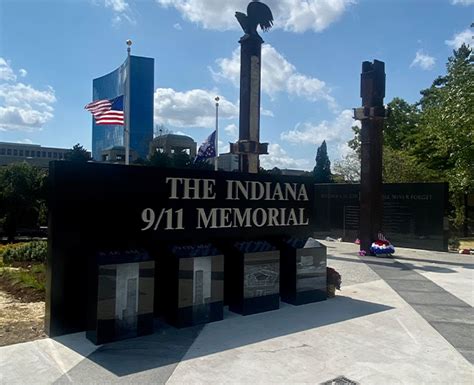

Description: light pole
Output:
[125,39,132,165]
[215,96,220,171]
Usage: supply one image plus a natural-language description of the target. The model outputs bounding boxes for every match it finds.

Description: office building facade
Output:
[91,55,154,161]
[0,142,83,168]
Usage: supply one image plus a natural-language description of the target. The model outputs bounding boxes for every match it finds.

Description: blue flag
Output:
[194,131,216,163]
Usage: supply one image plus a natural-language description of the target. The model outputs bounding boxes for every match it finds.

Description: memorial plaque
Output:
[279,237,327,305]
[314,183,448,251]
[86,250,154,345]
[159,243,224,328]
[225,240,280,315]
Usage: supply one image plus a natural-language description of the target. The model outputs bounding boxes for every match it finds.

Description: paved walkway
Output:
[0,242,473,384]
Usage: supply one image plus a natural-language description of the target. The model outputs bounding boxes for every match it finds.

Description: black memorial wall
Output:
[314,183,448,251]
[46,161,318,337]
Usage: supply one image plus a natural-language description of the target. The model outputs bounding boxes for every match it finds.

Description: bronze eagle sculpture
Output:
[235,0,274,37]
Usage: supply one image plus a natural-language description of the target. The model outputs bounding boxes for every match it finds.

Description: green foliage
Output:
[413,44,474,229]
[148,151,172,167]
[313,141,332,183]
[0,241,47,264]
[0,163,47,240]
[348,125,361,158]
[382,147,441,183]
[65,143,91,162]
[0,264,46,292]
[148,151,214,170]
[385,97,420,150]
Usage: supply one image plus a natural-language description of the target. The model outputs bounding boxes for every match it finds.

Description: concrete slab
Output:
[167,280,473,385]
[54,324,203,384]
[0,332,97,385]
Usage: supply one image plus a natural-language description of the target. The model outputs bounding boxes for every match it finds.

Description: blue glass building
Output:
[91,56,154,161]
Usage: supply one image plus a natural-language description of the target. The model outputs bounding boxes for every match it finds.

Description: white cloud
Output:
[445,29,472,49]
[173,23,183,30]
[17,138,34,144]
[260,143,310,170]
[0,106,54,131]
[261,107,274,117]
[103,0,135,24]
[280,109,358,161]
[0,58,16,81]
[451,0,474,5]
[154,88,238,128]
[105,0,128,12]
[157,0,354,33]
[0,59,56,132]
[224,123,238,140]
[18,69,28,78]
[212,44,336,109]
[410,50,436,70]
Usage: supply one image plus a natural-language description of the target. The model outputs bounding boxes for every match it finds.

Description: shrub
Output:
[327,267,342,290]
[1,241,47,264]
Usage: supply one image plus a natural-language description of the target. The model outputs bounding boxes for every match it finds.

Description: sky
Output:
[0,0,472,170]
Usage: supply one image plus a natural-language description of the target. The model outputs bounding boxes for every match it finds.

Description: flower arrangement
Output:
[370,238,395,256]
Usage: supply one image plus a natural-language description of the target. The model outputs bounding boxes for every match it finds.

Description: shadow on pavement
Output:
[328,254,457,274]
[55,296,393,380]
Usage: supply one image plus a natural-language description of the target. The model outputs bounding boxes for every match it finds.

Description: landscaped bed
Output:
[0,242,47,346]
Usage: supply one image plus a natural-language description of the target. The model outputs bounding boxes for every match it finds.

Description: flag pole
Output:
[214,96,220,171]
[125,39,132,165]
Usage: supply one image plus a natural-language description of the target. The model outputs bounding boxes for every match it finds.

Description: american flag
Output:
[194,130,216,163]
[84,95,124,125]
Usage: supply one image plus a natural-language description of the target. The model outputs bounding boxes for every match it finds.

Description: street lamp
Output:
[215,96,220,171]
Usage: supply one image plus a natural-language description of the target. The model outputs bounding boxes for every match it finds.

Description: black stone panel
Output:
[313,183,448,251]
[226,240,280,315]
[159,243,224,328]
[86,251,154,345]
[278,237,327,305]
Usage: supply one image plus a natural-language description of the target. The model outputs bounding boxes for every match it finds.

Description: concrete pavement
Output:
[1,241,472,384]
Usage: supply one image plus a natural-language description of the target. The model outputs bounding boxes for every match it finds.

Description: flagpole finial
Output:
[126,39,132,56]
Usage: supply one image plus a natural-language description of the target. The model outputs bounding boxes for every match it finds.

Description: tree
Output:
[313,140,332,183]
[0,163,47,241]
[382,147,440,183]
[347,125,361,159]
[148,152,172,168]
[65,143,91,162]
[384,97,420,150]
[413,44,474,230]
[333,150,361,183]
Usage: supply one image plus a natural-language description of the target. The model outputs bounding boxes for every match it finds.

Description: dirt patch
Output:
[0,276,46,347]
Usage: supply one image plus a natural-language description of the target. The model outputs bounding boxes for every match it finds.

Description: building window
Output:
[19,150,24,156]
[48,152,52,158]
[42,151,46,157]
[13,149,18,156]
[0,148,5,155]
[26,150,30,157]
[37,151,40,157]
[7,149,12,155]
[53,152,57,158]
